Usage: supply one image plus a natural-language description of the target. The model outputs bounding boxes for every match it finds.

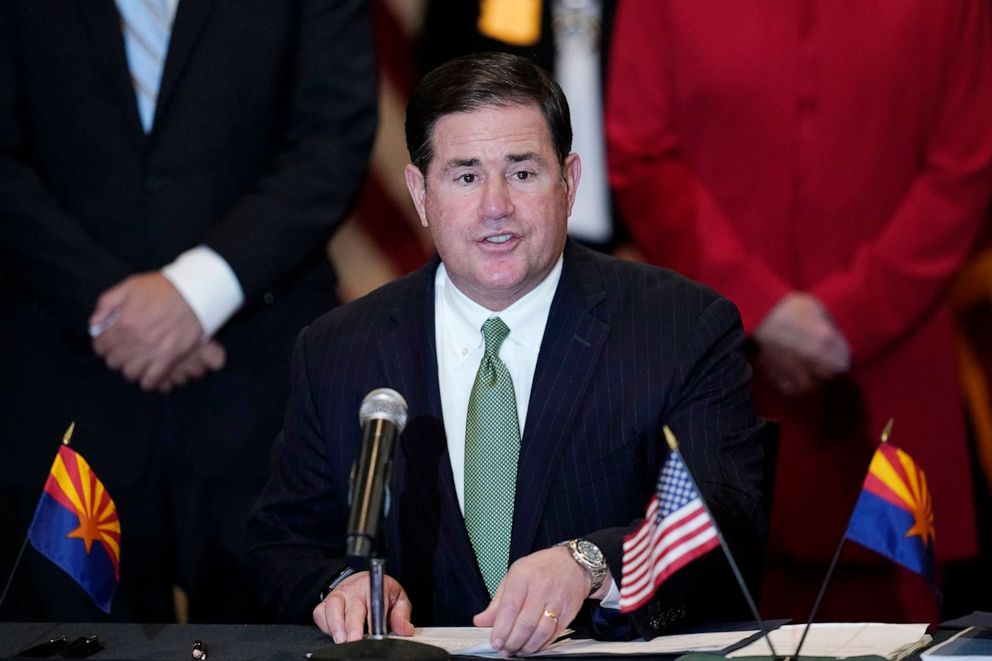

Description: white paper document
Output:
[726,623,930,659]
[404,626,759,657]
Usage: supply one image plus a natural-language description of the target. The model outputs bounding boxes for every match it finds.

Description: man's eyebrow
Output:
[440,153,546,171]
[442,158,480,171]
[507,152,544,164]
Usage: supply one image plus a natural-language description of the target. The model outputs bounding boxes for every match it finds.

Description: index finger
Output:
[388,587,415,636]
[488,584,532,651]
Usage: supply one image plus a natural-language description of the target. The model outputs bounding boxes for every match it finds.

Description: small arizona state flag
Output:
[28,443,121,613]
[845,442,935,586]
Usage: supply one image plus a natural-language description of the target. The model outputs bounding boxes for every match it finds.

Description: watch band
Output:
[319,566,357,602]
[556,538,608,596]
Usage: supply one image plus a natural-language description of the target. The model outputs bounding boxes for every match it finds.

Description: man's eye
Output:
[457,173,476,184]
[513,171,533,181]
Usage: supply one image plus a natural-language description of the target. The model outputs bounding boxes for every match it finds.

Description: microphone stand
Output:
[315,504,448,660]
[369,555,387,639]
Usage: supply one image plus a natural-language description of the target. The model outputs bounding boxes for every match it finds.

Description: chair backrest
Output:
[758,420,781,520]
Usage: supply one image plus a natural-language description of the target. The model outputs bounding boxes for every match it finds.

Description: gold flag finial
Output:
[663,425,678,451]
[880,418,894,444]
[62,422,75,446]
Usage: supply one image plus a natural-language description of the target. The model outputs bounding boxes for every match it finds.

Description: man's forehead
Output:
[431,103,552,158]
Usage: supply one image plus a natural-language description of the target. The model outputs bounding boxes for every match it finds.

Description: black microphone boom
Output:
[345,388,408,568]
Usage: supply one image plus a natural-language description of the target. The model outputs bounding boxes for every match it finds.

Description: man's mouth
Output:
[484,233,514,244]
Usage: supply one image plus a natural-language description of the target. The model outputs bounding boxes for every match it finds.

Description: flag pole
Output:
[662,427,781,659]
[793,419,894,659]
[0,537,30,612]
[0,423,76,612]
[792,535,847,659]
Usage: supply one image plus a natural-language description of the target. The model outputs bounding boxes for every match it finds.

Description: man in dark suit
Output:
[0,1,377,622]
[248,53,766,654]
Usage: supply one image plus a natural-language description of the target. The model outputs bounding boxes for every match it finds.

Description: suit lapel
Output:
[155,0,214,130]
[510,242,610,559]
[378,259,490,610]
[76,0,145,141]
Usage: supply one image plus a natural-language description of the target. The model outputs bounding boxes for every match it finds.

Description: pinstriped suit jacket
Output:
[248,240,768,637]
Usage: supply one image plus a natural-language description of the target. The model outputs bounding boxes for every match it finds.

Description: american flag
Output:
[618,449,720,612]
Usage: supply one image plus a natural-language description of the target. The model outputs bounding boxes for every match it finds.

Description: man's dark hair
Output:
[405,52,572,174]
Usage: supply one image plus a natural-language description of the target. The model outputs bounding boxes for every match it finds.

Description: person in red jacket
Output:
[607,0,992,621]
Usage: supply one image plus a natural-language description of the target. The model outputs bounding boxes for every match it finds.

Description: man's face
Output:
[405,103,580,311]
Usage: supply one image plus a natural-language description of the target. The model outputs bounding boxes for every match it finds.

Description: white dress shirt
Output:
[435,257,562,512]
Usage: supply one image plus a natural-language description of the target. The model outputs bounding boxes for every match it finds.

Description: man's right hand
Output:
[89,272,205,390]
[313,571,415,643]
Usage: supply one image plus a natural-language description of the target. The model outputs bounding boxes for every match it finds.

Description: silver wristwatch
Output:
[557,538,608,595]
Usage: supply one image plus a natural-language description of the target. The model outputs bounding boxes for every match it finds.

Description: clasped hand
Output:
[753,292,851,396]
[314,546,598,656]
[89,272,225,391]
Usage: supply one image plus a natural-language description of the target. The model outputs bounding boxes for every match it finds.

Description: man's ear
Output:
[563,152,581,217]
[404,164,429,227]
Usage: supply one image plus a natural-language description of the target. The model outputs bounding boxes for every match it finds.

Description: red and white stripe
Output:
[618,495,719,612]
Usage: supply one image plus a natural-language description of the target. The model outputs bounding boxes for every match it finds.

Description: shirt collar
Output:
[437,256,564,358]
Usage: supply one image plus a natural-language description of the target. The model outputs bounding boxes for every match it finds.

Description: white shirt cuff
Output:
[598,578,622,610]
[162,245,244,338]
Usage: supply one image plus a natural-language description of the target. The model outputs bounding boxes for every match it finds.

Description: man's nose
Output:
[479,177,514,220]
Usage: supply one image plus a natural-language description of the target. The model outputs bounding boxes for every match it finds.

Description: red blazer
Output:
[607,0,992,566]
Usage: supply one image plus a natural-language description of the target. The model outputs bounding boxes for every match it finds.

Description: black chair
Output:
[758,420,781,520]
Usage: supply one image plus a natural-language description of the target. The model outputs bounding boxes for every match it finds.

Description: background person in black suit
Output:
[0,0,377,622]
[248,53,767,654]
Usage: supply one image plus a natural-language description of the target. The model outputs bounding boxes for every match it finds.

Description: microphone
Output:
[345,388,408,568]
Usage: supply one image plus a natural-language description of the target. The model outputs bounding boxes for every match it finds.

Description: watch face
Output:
[576,539,605,565]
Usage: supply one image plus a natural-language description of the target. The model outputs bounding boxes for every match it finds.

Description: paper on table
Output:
[403,628,499,657]
[726,623,930,659]
[403,627,759,657]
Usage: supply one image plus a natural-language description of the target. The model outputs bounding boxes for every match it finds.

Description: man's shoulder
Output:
[303,260,436,346]
[568,242,733,318]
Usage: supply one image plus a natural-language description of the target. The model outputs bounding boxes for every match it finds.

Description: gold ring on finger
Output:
[543,608,559,624]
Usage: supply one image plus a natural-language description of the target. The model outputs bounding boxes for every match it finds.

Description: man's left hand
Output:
[474,546,595,656]
[90,272,205,391]
[157,340,227,392]
[753,292,851,395]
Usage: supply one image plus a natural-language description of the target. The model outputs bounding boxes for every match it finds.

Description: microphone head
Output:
[359,388,409,433]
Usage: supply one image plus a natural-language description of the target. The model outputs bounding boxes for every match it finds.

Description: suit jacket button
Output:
[263,292,275,304]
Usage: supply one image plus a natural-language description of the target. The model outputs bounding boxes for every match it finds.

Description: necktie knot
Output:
[481,317,510,359]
